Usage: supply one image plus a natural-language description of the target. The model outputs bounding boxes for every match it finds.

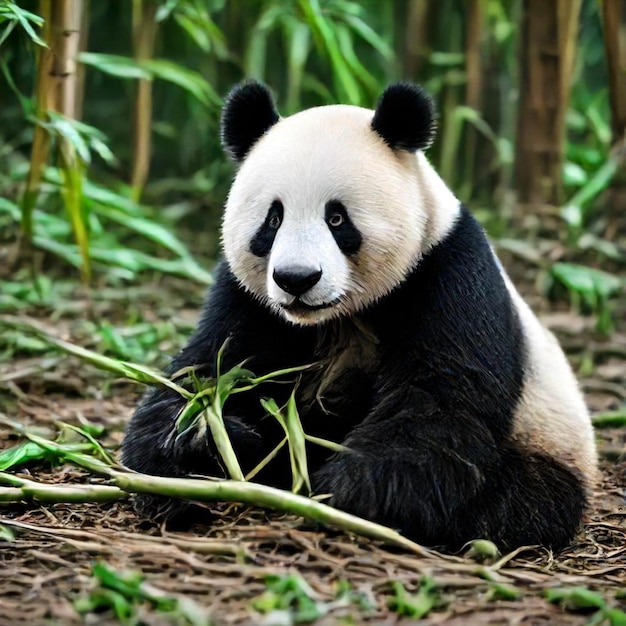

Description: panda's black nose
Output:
[273,266,322,297]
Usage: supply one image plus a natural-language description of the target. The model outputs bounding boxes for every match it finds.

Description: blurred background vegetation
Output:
[0,0,624,335]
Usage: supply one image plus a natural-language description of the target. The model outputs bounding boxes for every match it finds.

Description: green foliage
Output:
[0,440,63,471]
[388,577,440,619]
[251,573,325,623]
[174,345,312,483]
[550,263,622,334]
[79,52,220,107]
[0,418,114,473]
[157,0,229,58]
[546,586,626,626]
[487,583,521,601]
[0,524,15,541]
[592,411,626,428]
[1,175,213,284]
[74,562,209,625]
[562,0,617,238]
[0,0,620,332]
[0,0,45,47]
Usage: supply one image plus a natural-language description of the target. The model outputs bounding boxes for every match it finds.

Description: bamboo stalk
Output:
[600,0,626,142]
[51,0,82,119]
[404,0,432,79]
[515,0,582,205]
[465,0,483,112]
[73,0,90,121]
[464,0,484,195]
[130,0,159,202]
[52,0,90,281]
[21,0,53,244]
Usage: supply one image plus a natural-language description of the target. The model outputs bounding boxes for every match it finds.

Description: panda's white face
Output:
[222,98,460,326]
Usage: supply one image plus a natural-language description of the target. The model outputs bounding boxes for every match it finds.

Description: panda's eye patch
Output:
[325,200,362,256]
[250,200,283,257]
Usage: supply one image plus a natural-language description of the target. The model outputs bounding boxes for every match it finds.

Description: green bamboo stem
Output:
[110,470,435,557]
[0,484,125,503]
[0,473,125,503]
[1,431,438,558]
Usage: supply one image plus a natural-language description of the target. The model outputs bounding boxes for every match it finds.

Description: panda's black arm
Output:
[121,260,315,482]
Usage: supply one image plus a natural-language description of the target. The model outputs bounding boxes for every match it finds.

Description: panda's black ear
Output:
[371,83,436,152]
[221,81,280,162]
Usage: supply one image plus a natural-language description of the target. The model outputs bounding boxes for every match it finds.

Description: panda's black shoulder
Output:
[368,205,525,423]
[414,204,514,312]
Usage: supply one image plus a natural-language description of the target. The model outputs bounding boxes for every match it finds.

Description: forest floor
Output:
[0,249,625,626]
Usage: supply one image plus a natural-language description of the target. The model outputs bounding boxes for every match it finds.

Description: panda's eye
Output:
[268,213,282,229]
[266,201,283,230]
[327,212,344,228]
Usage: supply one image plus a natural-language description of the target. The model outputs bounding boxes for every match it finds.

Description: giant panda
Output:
[122,81,598,551]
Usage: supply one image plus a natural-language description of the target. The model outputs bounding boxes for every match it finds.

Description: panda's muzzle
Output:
[273,266,322,297]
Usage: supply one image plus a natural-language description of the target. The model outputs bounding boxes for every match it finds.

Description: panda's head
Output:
[221,81,459,326]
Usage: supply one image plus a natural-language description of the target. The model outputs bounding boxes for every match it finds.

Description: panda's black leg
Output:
[314,402,586,551]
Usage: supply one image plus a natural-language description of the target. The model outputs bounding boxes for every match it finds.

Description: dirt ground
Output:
[1,260,625,625]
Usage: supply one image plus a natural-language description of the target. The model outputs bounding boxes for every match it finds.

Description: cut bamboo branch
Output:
[1,426,446,560]
[0,475,125,504]
[113,471,438,557]
[0,316,193,397]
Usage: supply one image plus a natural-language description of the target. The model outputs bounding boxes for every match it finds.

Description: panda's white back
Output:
[505,277,597,487]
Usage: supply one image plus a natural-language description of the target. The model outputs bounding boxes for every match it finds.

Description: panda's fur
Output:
[122,81,597,551]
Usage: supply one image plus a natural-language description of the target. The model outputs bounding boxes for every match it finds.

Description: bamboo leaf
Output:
[0,525,15,541]
[342,13,394,59]
[298,0,361,104]
[0,440,49,470]
[78,52,152,79]
[285,18,311,112]
[261,394,310,494]
[2,1,46,46]
[79,53,219,107]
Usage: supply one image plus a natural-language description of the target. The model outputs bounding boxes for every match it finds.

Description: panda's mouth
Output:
[283,298,338,313]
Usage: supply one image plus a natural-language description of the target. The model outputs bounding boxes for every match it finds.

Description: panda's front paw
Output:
[170,414,262,475]
[314,446,486,546]
[315,450,408,526]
